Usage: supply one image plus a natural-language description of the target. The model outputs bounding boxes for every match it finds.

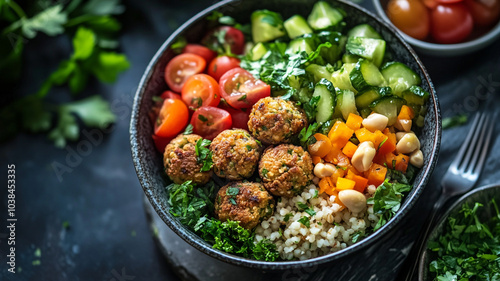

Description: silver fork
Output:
[403,112,495,281]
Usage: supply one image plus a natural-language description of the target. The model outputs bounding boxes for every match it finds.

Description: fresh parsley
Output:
[298,216,311,228]
[195,138,213,172]
[297,202,316,216]
[183,124,193,135]
[298,123,319,148]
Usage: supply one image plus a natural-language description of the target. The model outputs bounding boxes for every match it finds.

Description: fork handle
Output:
[402,194,448,281]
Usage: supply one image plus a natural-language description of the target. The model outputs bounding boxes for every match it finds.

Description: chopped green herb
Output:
[261,168,269,177]
[298,216,310,228]
[229,198,237,205]
[298,123,319,148]
[246,145,253,151]
[284,213,292,222]
[313,189,319,198]
[198,114,209,122]
[183,124,193,135]
[32,260,41,266]
[442,114,468,130]
[351,231,364,243]
[192,97,203,108]
[34,248,41,258]
[237,94,247,101]
[195,138,213,172]
[226,187,240,196]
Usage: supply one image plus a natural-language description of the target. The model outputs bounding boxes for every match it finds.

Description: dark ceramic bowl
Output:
[130,0,441,272]
[419,183,500,280]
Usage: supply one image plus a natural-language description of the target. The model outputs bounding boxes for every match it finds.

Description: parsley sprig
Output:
[195,138,214,172]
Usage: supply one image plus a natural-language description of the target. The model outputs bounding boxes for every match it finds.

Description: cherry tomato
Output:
[423,0,463,9]
[219,68,271,109]
[152,134,173,153]
[465,0,500,26]
[182,44,217,65]
[155,99,189,138]
[386,0,430,40]
[219,101,251,130]
[181,74,221,110]
[207,56,240,82]
[190,106,232,140]
[160,90,181,100]
[202,26,245,55]
[164,53,206,92]
[431,3,473,43]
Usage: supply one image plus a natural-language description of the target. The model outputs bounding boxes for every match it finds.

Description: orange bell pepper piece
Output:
[342,141,358,158]
[398,105,415,120]
[312,156,322,165]
[308,133,332,158]
[336,177,356,191]
[328,121,354,149]
[346,170,369,193]
[319,176,336,195]
[331,166,346,183]
[365,163,387,187]
[346,113,363,131]
[324,146,350,166]
[394,154,410,173]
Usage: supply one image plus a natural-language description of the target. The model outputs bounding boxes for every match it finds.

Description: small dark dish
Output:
[130,0,441,272]
[419,183,500,280]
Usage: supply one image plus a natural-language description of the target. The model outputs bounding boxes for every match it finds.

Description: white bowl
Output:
[372,0,500,56]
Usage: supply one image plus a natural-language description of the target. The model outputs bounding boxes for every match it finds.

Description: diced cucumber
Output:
[355,86,391,109]
[347,24,382,39]
[342,53,361,63]
[402,85,430,106]
[313,78,336,123]
[381,62,422,95]
[336,89,359,120]
[359,107,372,118]
[317,31,345,64]
[350,59,386,92]
[288,75,301,89]
[297,88,313,104]
[284,15,313,39]
[346,37,386,67]
[306,64,332,83]
[369,96,406,125]
[251,10,286,43]
[249,42,268,61]
[330,63,357,93]
[307,1,344,31]
[286,37,316,55]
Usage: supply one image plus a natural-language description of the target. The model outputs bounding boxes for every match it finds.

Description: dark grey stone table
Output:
[1,0,499,280]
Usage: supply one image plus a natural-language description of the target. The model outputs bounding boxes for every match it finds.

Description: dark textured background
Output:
[1,0,499,280]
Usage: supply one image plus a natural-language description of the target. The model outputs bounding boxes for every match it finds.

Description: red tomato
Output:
[152,134,172,153]
[164,53,206,92]
[465,0,500,26]
[423,0,463,9]
[202,26,245,55]
[219,68,271,109]
[386,0,430,40]
[431,3,473,43]
[182,44,217,65]
[155,99,189,138]
[181,74,221,110]
[207,56,240,82]
[160,90,181,100]
[226,107,250,130]
[190,106,232,140]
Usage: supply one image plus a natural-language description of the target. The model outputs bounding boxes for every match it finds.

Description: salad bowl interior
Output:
[130,0,441,270]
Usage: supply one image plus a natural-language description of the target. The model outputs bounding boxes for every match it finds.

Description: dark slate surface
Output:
[0,0,499,280]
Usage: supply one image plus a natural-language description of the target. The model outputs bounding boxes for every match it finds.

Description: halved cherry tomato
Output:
[160,90,181,100]
[182,44,217,65]
[423,0,463,9]
[219,67,271,109]
[152,134,173,153]
[219,101,251,130]
[207,56,240,82]
[202,26,245,55]
[155,99,189,138]
[386,0,430,40]
[164,53,206,92]
[190,106,232,140]
[181,74,221,110]
[431,3,473,43]
[465,0,500,26]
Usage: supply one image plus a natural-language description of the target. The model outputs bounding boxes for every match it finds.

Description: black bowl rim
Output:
[130,0,441,270]
[418,183,500,280]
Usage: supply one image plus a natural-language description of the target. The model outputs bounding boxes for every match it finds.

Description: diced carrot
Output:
[398,105,415,120]
[308,133,332,158]
[346,164,361,175]
[328,121,354,149]
[319,177,336,195]
[324,146,350,166]
[346,170,369,193]
[394,154,410,173]
[312,156,322,165]
[345,113,363,131]
[330,166,346,183]
[365,163,387,187]
[355,128,375,144]
[342,141,358,158]
[372,130,388,149]
[336,177,356,190]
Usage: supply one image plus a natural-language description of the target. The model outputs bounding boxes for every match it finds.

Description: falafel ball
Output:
[248,97,307,145]
[210,129,262,180]
[163,134,211,185]
[259,144,314,198]
[214,181,275,230]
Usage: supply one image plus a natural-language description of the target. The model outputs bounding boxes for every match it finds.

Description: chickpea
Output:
[394,119,412,132]
[396,132,420,154]
[313,163,336,178]
[410,149,424,168]
[362,113,389,132]
[396,130,415,141]
[338,190,366,213]
[351,141,376,172]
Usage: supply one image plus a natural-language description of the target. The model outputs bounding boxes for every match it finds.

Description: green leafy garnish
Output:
[183,124,193,135]
[298,123,319,148]
[442,114,468,130]
[284,213,292,222]
[297,202,316,216]
[195,138,213,172]
[298,216,311,228]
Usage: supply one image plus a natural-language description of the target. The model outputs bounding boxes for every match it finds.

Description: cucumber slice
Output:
[402,85,430,106]
[350,59,386,92]
[284,15,313,39]
[286,37,316,55]
[317,31,345,64]
[355,87,391,109]
[330,63,357,93]
[336,89,359,120]
[347,24,382,39]
[313,78,336,123]
[249,42,268,61]
[251,10,286,43]
[381,62,422,95]
[346,37,386,67]
[307,1,344,31]
[369,96,407,125]
[306,64,332,83]
[342,53,361,63]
